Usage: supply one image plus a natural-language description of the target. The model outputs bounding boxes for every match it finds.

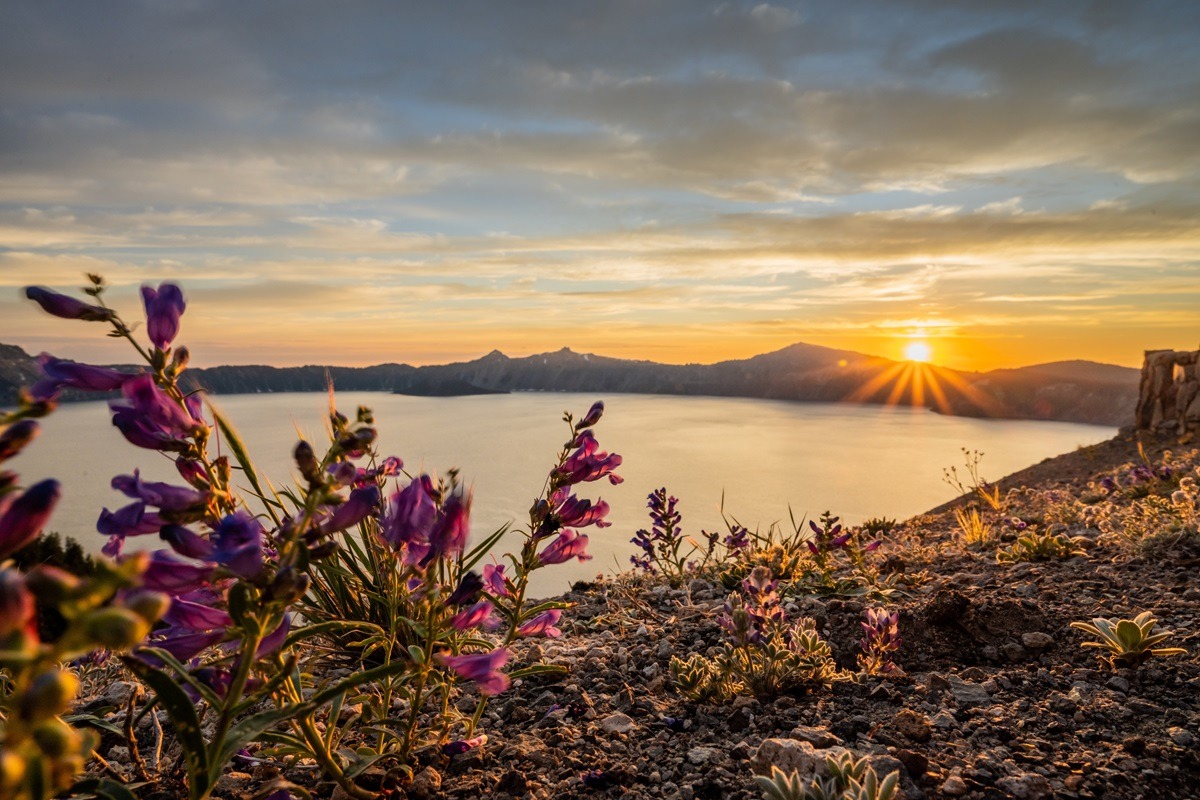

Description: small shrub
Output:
[996,527,1087,563]
[953,506,994,548]
[857,608,901,676]
[943,448,1002,511]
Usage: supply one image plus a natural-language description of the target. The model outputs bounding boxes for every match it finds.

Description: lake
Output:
[10,391,1114,596]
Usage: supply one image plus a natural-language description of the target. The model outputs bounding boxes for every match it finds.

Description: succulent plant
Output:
[1069,611,1187,667]
[755,752,900,800]
[996,529,1087,563]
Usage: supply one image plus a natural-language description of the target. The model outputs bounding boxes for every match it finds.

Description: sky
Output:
[1,0,1198,372]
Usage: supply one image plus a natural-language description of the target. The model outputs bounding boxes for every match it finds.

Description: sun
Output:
[904,340,932,363]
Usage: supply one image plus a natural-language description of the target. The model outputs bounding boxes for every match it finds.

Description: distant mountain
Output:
[0,342,1140,426]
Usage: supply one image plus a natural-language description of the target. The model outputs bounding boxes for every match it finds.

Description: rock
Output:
[996,773,1053,799]
[931,711,957,729]
[1107,676,1131,693]
[408,767,442,799]
[946,675,991,706]
[100,681,139,707]
[894,748,928,777]
[1167,726,1195,747]
[866,755,906,781]
[792,726,841,748]
[212,772,253,794]
[893,709,932,743]
[752,739,847,778]
[688,746,719,765]
[941,775,969,796]
[1022,632,1054,650]
[599,712,636,734]
[1001,642,1028,661]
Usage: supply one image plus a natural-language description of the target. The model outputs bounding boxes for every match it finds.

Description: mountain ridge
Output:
[0,341,1140,426]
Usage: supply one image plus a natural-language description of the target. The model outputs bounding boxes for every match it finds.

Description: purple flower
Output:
[427,492,470,562]
[447,571,483,606]
[319,485,380,535]
[139,551,214,594]
[327,461,358,488]
[160,524,216,560]
[0,479,60,559]
[443,734,487,757]
[150,627,225,662]
[577,401,605,429]
[451,599,496,631]
[110,375,202,452]
[438,648,510,696]
[551,488,611,530]
[24,286,113,322]
[212,512,265,580]
[556,430,623,487]
[483,563,510,598]
[164,598,232,630]
[517,609,563,639]
[112,470,206,514]
[538,529,591,565]
[381,475,437,550]
[31,354,131,400]
[176,458,209,488]
[723,525,751,551]
[97,503,166,550]
[0,420,39,462]
[141,283,186,350]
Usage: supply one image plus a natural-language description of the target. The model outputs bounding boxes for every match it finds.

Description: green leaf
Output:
[462,523,511,572]
[121,657,211,800]
[1115,620,1144,652]
[70,778,142,800]
[508,663,569,679]
[284,619,386,649]
[211,405,282,527]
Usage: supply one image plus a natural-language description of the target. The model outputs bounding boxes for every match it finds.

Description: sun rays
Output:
[844,358,1007,417]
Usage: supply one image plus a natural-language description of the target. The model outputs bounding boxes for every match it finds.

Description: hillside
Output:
[0,342,1140,426]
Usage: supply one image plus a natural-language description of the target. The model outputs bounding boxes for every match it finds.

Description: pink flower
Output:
[537,529,591,565]
[438,648,510,696]
[518,609,563,639]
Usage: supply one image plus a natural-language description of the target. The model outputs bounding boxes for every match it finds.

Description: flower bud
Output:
[576,400,605,430]
[82,608,152,651]
[0,420,40,462]
[24,565,81,606]
[0,479,61,559]
[32,719,83,759]
[20,669,79,722]
[0,751,25,794]
[308,540,338,560]
[294,441,321,484]
[270,566,310,604]
[171,346,190,371]
[24,286,113,322]
[124,589,172,624]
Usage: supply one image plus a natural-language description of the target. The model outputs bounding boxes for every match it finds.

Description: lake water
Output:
[10,392,1114,596]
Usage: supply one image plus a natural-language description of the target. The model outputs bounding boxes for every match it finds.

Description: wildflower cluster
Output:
[1094,465,1200,555]
[857,607,902,676]
[669,566,847,701]
[8,276,622,799]
[942,448,1002,511]
[629,488,725,585]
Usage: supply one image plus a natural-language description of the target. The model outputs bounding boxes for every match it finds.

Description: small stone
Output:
[996,772,1053,799]
[1168,726,1195,747]
[1107,676,1131,693]
[599,712,636,734]
[893,709,932,743]
[688,746,718,765]
[792,726,841,748]
[408,767,442,799]
[946,675,991,706]
[941,775,968,796]
[931,711,956,729]
[1021,632,1055,650]
[212,772,253,794]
